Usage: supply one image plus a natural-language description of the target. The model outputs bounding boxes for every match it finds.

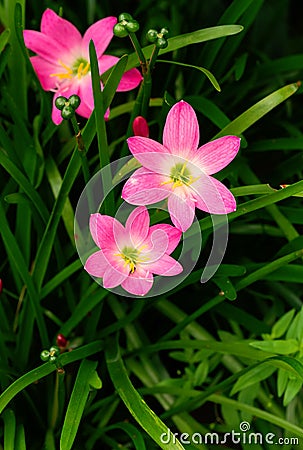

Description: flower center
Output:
[115,246,141,274]
[161,162,198,189]
[50,58,90,81]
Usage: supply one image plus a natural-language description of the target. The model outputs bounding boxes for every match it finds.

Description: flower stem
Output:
[70,116,90,184]
[128,32,147,75]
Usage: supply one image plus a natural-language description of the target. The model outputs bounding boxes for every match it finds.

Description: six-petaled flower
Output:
[23,9,142,124]
[84,206,183,296]
[122,100,241,232]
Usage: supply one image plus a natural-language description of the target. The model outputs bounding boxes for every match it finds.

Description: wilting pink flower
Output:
[85,206,182,296]
[23,9,142,124]
[122,100,240,232]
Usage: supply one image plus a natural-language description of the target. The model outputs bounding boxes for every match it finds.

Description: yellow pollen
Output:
[160,162,199,190]
[50,60,90,80]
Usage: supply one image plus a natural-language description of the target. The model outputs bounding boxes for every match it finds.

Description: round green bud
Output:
[113,23,128,38]
[61,105,75,120]
[49,355,57,364]
[40,350,50,362]
[55,96,67,111]
[118,12,133,22]
[125,20,139,33]
[156,37,168,49]
[49,346,60,357]
[146,29,158,43]
[160,27,169,36]
[69,95,81,110]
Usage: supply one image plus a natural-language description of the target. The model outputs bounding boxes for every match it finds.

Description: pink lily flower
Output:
[122,100,241,232]
[84,206,183,296]
[23,9,142,124]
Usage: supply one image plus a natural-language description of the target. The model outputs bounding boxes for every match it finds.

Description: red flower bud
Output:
[132,116,149,137]
[56,333,68,348]
[0,279,2,295]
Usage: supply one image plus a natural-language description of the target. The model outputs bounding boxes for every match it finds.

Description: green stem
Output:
[128,32,147,74]
[70,116,90,184]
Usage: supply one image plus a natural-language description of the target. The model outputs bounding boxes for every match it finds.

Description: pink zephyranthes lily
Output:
[122,100,241,232]
[23,9,142,124]
[85,206,183,296]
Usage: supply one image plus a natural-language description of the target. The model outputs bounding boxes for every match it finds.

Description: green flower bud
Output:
[49,355,58,364]
[69,95,81,110]
[40,350,50,362]
[49,346,60,357]
[55,96,67,111]
[61,105,75,120]
[146,29,158,43]
[113,22,128,38]
[156,37,168,49]
[118,12,133,22]
[125,20,139,33]
[160,27,169,36]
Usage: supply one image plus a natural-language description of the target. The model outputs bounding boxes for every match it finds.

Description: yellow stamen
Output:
[50,60,73,79]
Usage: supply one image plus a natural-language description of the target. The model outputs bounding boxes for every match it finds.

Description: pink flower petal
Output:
[191,175,236,214]
[103,264,128,289]
[147,253,183,276]
[23,30,68,64]
[122,167,171,205]
[121,267,153,296]
[168,189,196,232]
[116,68,142,91]
[82,17,117,59]
[84,250,108,277]
[125,206,150,247]
[30,56,58,90]
[126,137,172,173]
[141,228,169,263]
[41,9,82,52]
[89,214,127,251]
[77,75,94,118]
[192,136,241,175]
[148,224,182,254]
[163,100,200,158]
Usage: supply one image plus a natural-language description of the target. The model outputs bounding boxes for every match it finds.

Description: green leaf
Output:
[103,54,128,108]
[249,339,299,355]
[123,25,244,72]
[60,359,100,450]
[230,365,276,395]
[214,82,300,138]
[271,309,296,339]
[157,59,221,91]
[212,276,237,300]
[104,422,147,450]
[283,377,302,406]
[193,360,209,387]
[0,28,10,52]
[3,409,16,450]
[277,368,289,397]
[88,370,102,389]
[105,336,185,450]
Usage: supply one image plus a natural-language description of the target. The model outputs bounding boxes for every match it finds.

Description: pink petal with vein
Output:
[117,68,142,91]
[30,56,58,90]
[89,214,127,251]
[147,254,183,276]
[142,229,169,262]
[82,17,117,59]
[122,167,171,205]
[41,9,82,51]
[84,250,108,277]
[163,100,200,158]
[23,30,68,64]
[125,206,150,247]
[121,267,153,296]
[78,75,94,117]
[148,224,182,254]
[168,190,196,232]
[192,136,241,175]
[191,176,236,214]
[103,264,128,289]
